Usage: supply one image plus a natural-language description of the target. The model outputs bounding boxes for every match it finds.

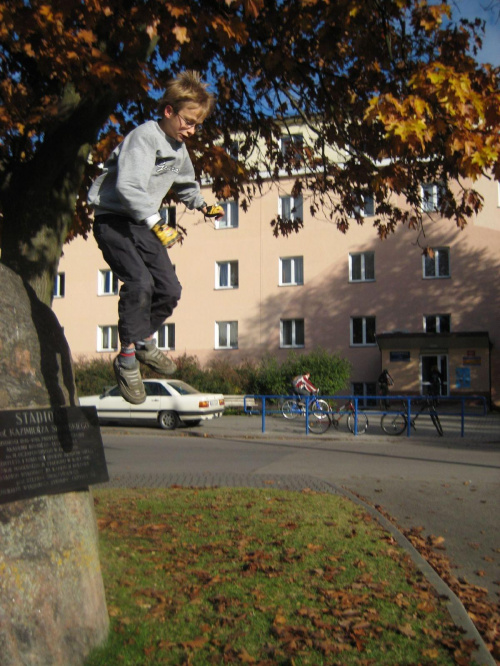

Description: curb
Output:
[336,484,497,666]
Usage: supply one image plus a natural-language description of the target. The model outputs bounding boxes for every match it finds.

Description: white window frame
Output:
[350,317,376,347]
[98,269,119,296]
[421,182,441,212]
[423,247,450,279]
[97,325,118,352]
[215,260,239,289]
[279,194,303,221]
[155,323,175,350]
[424,314,451,333]
[279,256,304,286]
[280,318,305,348]
[159,205,177,227]
[280,133,303,157]
[53,272,65,298]
[215,321,238,349]
[353,193,375,218]
[215,201,239,229]
[349,252,375,282]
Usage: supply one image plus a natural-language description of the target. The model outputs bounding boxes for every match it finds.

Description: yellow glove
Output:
[152,223,180,248]
[204,204,224,220]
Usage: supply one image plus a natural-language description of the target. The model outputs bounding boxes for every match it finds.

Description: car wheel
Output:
[158,410,179,430]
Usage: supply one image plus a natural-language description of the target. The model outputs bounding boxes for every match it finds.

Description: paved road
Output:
[98,411,500,606]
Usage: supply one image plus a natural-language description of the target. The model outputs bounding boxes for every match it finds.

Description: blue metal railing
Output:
[242,394,488,437]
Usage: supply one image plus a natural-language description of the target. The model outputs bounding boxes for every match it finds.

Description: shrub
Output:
[254,348,351,397]
[74,348,351,398]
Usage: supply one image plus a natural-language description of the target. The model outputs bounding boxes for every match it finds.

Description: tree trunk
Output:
[0,92,118,664]
[0,90,115,304]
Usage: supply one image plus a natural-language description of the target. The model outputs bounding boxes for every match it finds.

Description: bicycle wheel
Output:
[430,412,444,436]
[282,398,301,419]
[314,399,331,413]
[380,413,407,435]
[347,411,368,434]
[308,407,331,434]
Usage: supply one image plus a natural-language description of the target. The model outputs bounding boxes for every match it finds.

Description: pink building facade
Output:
[52,173,500,406]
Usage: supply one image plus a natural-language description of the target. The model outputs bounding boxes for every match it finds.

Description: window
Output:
[280,319,305,348]
[423,248,450,278]
[216,261,239,289]
[421,183,442,212]
[280,134,303,157]
[349,252,375,282]
[160,205,177,228]
[156,323,175,350]
[279,195,303,221]
[98,325,118,352]
[353,193,375,218]
[352,382,377,408]
[229,140,239,160]
[351,317,376,346]
[424,315,451,333]
[53,272,65,298]
[98,269,119,295]
[280,257,303,286]
[216,321,238,349]
[145,382,171,397]
[215,201,239,229]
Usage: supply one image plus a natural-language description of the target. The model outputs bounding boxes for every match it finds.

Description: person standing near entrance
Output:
[378,368,394,410]
[429,365,443,400]
[88,71,223,404]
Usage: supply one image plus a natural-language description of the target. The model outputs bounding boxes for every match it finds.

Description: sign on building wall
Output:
[456,367,471,389]
[390,351,411,362]
[463,356,481,366]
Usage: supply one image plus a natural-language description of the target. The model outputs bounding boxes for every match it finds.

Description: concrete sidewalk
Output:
[185,408,500,444]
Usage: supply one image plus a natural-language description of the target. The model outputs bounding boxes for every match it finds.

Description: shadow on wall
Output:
[208,222,500,391]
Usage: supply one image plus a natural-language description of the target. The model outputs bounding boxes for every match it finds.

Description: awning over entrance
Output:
[376,331,491,399]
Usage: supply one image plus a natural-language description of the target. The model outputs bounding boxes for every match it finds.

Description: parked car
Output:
[79,379,225,430]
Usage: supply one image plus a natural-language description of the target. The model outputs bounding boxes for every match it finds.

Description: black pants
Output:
[93,214,182,346]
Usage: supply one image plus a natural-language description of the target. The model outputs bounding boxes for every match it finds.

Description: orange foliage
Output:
[0,0,498,270]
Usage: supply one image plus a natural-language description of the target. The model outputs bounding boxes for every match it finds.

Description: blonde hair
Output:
[159,71,215,120]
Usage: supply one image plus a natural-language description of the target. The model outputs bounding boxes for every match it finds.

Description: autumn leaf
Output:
[172,25,189,44]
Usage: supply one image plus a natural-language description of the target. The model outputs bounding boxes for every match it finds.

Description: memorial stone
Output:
[0,263,109,665]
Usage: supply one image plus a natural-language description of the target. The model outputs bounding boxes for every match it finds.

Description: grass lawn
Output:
[86,487,478,665]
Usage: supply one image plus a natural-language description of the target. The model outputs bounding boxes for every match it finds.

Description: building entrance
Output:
[420,354,448,396]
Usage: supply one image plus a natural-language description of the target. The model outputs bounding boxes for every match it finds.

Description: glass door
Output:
[420,354,448,396]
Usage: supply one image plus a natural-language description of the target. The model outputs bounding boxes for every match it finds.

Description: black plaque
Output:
[0,406,109,504]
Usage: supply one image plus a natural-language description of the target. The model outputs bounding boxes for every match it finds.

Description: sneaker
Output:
[113,357,146,404]
[135,341,176,375]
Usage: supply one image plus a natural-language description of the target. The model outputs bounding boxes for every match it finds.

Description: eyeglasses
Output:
[177,112,202,133]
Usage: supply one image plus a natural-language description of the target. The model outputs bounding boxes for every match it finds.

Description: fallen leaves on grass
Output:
[89,488,485,665]
[375,507,500,662]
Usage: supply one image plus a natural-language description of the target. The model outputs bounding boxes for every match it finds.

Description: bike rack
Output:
[243,394,368,436]
[243,394,488,437]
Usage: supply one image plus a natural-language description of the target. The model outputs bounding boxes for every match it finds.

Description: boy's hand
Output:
[152,222,180,248]
[204,204,224,220]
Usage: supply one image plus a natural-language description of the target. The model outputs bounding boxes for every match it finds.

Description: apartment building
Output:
[52,162,500,406]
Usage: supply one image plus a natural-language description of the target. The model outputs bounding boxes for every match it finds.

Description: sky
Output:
[451,0,500,65]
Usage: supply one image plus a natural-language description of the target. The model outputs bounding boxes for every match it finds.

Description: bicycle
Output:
[307,398,369,435]
[329,399,369,434]
[281,392,331,434]
[380,396,443,436]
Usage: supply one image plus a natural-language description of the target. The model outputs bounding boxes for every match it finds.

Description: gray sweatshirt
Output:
[88,120,206,227]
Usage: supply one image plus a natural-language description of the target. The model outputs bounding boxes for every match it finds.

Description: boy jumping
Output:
[88,71,223,404]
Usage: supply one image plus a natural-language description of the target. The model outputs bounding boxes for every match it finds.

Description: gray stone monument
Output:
[0,264,109,665]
